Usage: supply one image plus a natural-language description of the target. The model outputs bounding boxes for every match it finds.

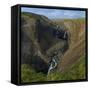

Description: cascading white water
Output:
[47,50,63,75]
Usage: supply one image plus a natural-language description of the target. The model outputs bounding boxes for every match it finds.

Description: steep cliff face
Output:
[21,12,69,74]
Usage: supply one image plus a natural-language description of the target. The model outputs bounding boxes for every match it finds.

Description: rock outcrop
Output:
[21,12,70,74]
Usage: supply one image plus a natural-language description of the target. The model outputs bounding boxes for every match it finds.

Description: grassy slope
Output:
[21,64,46,82]
[21,56,86,82]
[54,18,86,72]
[47,56,86,81]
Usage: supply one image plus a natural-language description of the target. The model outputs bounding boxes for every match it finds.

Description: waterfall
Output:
[47,50,63,75]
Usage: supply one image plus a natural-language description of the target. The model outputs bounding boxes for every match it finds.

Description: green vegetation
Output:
[47,56,86,81]
[21,56,86,83]
[22,12,41,20]
[21,64,46,82]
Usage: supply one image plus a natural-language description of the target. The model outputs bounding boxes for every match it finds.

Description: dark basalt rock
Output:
[21,12,70,74]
